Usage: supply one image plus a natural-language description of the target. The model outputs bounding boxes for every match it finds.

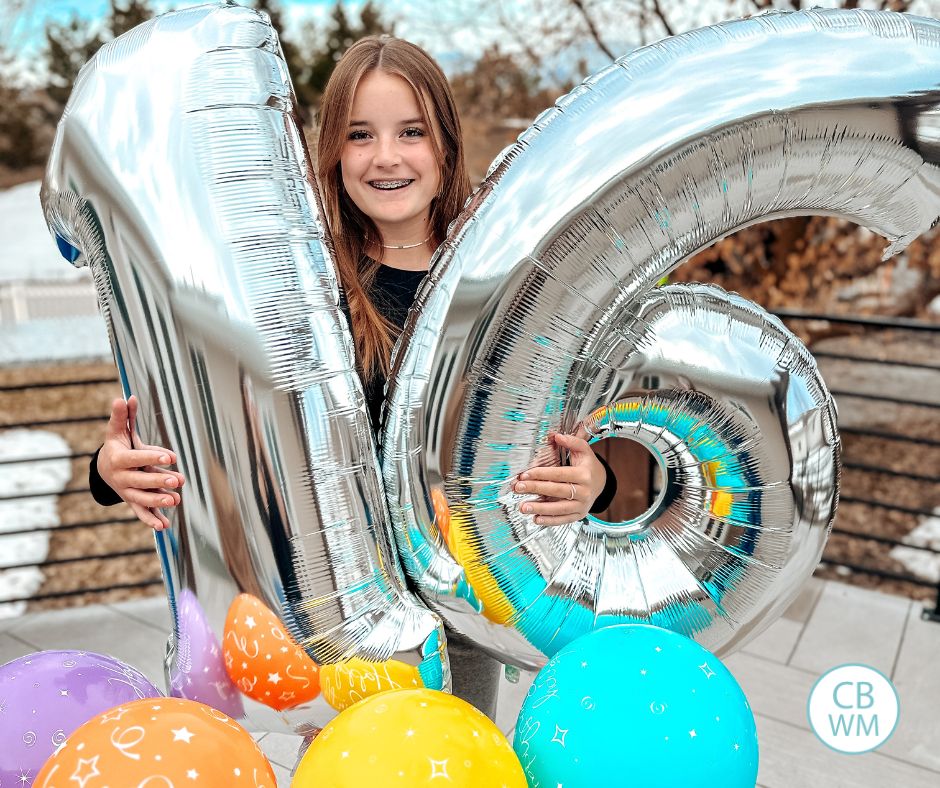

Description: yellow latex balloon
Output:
[319,656,423,711]
[292,688,526,787]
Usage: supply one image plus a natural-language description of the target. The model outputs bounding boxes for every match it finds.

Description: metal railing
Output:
[777,311,940,622]
[1,309,938,616]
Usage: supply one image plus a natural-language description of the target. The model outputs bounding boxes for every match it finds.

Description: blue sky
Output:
[1,0,651,87]
[4,1,343,53]
[3,1,382,80]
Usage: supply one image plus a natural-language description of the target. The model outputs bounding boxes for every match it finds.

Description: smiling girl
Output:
[89,35,616,719]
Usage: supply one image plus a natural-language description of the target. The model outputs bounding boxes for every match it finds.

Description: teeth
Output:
[370,180,411,190]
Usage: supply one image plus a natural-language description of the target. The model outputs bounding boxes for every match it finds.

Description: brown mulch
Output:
[3,342,938,614]
[0,361,162,611]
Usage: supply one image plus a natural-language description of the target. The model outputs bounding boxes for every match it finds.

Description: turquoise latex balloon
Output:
[513,624,758,787]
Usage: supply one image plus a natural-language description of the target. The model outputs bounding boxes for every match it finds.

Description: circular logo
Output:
[807,664,900,754]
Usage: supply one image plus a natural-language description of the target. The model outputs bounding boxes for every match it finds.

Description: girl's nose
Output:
[374,137,401,167]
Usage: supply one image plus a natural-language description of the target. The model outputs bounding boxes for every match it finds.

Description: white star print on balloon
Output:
[70,755,100,788]
[172,726,195,743]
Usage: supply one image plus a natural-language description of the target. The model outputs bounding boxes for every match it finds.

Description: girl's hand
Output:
[513,432,607,526]
[96,395,185,531]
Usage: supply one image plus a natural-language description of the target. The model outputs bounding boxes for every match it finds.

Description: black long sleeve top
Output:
[89,262,616,512]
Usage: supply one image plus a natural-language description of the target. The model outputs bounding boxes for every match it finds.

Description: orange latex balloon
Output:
[293,688,526,787]
[319,656,424,712]
[34,697,276,787]
[431,487,453,549]
[223,593,321,711]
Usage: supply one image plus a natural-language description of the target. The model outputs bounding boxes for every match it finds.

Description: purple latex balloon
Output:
[168,588,244,718]
[0,649,162,784]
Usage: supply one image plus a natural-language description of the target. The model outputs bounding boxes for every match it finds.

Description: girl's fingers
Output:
[514,478,580,500]
[141,465,185,487]
[518,499,581,517]
[129,501,169,531]
[137,442,178,465]
[115,448,177,470]
[105,398,129,441]
[119,469,183,491]
[515,466,590,485]
[124,488,181,509]
[550,431,592,452]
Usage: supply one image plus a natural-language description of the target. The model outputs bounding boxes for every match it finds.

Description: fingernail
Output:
[522,504,532,513]
[520,472,529,480]
[516,483,526,492]
[160,454,170,464]
[165,477,177,487]
[163,496,173,506]
[534,516,542,524]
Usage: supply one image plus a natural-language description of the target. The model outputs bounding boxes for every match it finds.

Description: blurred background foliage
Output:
[1,0,938,317]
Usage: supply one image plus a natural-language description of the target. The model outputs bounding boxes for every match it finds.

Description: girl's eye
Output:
[402,127,424,138]
[348,130,371,141]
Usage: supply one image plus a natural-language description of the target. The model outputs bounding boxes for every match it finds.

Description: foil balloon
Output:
[40,2,447,733]
[382,8,940,668]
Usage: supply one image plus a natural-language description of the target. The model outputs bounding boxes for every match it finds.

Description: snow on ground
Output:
[0,429,72,618]
[0,180,90,284]
[890,508,940,585]
[0,316,111,366]
[1,180,111,365]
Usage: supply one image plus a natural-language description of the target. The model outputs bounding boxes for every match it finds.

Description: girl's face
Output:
[340,70,442,242]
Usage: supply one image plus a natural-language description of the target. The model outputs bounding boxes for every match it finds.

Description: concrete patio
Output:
[2,577,939,787]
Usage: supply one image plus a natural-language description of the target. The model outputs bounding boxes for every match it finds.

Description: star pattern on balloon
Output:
[171,726,195,743]
[551,725,568,747]
[429,758,449,779]
[71,755,101,787]
[99,706,129,723]
[222,594,321,711]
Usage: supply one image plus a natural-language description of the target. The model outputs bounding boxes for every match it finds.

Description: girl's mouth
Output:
[369,179,413,191]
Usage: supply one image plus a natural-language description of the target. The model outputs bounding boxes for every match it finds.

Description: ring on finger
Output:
[567,482,576,501]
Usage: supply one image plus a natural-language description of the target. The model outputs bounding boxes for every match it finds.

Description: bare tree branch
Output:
[650,0,676,37]
[567,0,617,60]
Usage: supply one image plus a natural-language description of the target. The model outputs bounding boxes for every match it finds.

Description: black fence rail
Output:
[778,311,940,622]
[1,310,938,618]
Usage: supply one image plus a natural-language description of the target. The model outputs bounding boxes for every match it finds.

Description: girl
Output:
[89,35,616,719]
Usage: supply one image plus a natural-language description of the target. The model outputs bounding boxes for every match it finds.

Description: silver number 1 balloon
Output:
[382,8,940,668]
[41,2,446,733]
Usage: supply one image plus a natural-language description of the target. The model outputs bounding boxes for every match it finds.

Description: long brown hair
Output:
[316,36,472,380]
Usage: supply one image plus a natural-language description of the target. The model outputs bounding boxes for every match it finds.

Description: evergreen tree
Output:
[297,1,392,107]
[109,0,153,38]
[0,68,42,168]
[252,0,304,101]
[44,17,104,110]
[44,1,154,115]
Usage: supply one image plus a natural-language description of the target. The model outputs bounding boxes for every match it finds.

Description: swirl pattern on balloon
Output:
[382,8,940,667]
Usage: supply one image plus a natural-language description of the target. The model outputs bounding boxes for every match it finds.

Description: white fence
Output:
[0,280,98,324]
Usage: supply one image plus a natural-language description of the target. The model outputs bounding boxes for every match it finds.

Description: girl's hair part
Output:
[316,35,472,380]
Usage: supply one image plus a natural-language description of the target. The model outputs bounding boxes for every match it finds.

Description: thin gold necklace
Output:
[382,233,432,250]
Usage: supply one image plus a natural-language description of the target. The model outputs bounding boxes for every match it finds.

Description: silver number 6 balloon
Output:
[381,7,940,668]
